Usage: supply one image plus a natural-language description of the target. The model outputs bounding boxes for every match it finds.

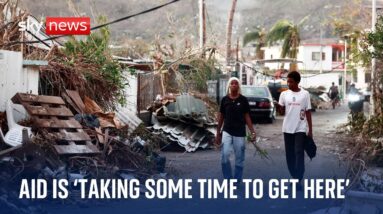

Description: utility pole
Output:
[319,27,323,74]
[199,0,206,56]
[371,0,377,116]
[236,37,239,62]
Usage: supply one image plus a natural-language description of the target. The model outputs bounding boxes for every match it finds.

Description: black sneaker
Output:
[296,180,303,191]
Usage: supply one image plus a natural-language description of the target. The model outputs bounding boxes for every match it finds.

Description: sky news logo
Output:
[19,17,91,35]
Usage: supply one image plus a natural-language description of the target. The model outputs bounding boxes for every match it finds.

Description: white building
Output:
[241,38,371,92]
[262,38,345,72]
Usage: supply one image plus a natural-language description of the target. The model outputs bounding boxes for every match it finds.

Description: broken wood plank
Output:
[65,90,85,112]
[53,142,100,155]
[34,118,83,129]
[53,131,91,141]
[12,93,65,105]
[23,104,73,117]
[61,92,82,114]
[95,127,104,145]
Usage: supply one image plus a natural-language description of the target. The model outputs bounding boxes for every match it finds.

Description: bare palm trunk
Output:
[373,60,383,115]
[225,0,237,67]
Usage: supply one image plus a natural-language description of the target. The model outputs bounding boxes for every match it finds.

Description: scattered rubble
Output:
[305,87,332,110]
[360,167,383,193]
[150,121,215,152]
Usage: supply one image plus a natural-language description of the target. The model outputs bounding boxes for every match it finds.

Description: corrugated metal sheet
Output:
[163,94,213,126]
[149,120,214,152]
[115,107,143,134]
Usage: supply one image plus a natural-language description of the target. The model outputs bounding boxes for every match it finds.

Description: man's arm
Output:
[305,91,313,138]
[274,101,285,115]
[215,113,224,145]
[245,113,256,141]
[275,92,286,115]
[306,110,313,138]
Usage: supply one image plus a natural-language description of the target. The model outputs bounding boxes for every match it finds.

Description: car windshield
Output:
[242,87,269,97]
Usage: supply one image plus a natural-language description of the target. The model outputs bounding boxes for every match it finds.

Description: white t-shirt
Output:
[278,88,311,133]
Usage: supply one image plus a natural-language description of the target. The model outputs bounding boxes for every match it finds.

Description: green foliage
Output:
[267,20,301,59]
[327,0,370,38]
[61,16,126,107]
[243,27,267,59]
[348,112,366,134]
[366,16,383,59]
[243,27,266,46]
[181,58,219,92]
[362,116,383,138]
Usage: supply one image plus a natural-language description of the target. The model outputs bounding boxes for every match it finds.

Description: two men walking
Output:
[215,71,313,189]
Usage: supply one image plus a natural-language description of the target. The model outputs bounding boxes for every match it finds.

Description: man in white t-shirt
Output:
[277,71,313,190]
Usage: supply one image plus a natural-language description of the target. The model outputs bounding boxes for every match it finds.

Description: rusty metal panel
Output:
[138,73,162,111]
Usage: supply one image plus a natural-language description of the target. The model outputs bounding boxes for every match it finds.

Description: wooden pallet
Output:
[12,93,100,155]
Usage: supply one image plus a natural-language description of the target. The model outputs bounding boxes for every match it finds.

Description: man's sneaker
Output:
[296,180,303,191]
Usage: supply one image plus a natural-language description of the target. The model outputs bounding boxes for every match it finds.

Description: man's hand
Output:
[250,132,257,142]
[274,101,285,115]
[308,130,313,138]
[214,132,222,147]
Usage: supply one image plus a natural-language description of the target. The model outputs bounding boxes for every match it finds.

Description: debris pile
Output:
[305,87,332,110]
[0,92,166,211]
[148,94,216,152]
[360,167,383,193]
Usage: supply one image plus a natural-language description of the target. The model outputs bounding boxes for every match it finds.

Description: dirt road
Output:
[164,104,349,179]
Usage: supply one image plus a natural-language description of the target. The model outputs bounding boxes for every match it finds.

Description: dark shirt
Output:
[219,94,250,137]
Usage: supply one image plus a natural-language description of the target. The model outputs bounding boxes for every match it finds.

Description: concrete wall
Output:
[356,67,369,89]
[262,46,283,70]
[298,45,333,71]
[262,45,334,71]
[300,72,343,92]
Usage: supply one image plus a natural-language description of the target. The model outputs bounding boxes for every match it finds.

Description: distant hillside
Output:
[20,0,371,50]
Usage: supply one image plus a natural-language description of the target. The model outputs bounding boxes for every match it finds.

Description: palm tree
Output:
[243,27,267,59]
[267,18,307,69]
[225,0,238,67]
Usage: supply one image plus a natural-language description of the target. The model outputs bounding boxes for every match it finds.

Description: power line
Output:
[3,0,182,46]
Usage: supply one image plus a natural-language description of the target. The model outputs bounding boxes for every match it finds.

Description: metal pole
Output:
[319,27,323,74]
[371,0,377,116]
[137,73,141,116]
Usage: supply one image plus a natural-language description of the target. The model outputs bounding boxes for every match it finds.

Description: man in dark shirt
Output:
[215,77,256,182]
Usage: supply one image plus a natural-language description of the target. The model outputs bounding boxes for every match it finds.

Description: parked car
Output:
[241,85,276,123]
